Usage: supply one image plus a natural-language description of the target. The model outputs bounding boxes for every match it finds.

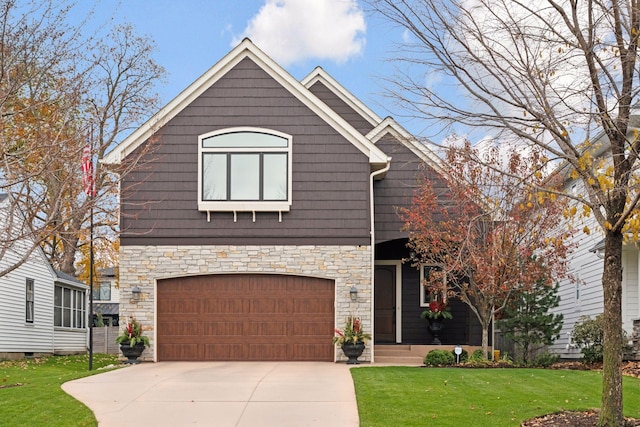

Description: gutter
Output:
[369,158,391,363]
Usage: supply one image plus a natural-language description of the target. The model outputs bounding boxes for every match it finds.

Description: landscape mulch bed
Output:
[521,361,640,427]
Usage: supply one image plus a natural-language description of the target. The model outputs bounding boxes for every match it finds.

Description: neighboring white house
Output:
[0,194,88,359]
[550,131,640,359]
[93,267,120,326]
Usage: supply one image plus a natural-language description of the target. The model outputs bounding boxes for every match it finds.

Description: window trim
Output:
[419,264,445,307]
[54,284,87,330]
[198,127,293,212]
[25,278,34,323]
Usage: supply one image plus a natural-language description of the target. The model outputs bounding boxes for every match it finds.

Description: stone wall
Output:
[119,245,372,362]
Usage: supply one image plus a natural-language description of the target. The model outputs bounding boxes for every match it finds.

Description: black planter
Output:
[428,319,445,345]
[119,342,145,364]
[341,342,366,364]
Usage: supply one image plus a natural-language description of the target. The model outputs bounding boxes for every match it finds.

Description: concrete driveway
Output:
[62,362,359,427]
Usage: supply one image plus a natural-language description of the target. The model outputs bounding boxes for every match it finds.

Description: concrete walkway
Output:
[63,362,359,427]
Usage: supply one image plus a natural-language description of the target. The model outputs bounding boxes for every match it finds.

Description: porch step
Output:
[373,344,484,366]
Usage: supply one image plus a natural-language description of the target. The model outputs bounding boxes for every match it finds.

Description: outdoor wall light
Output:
[131,286,141,302]
[349,285,358,301]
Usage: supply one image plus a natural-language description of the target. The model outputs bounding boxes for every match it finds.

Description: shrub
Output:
[531,352,559,368]
[424,349,455,366]
[469,349,486,361]
[571,315,603,364]
[451,348,468,363]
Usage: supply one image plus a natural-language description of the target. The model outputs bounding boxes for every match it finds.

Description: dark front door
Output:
[374,265,396,343]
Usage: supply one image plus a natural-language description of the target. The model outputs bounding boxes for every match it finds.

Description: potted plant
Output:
[333,315,371,364]
[421,300,453,344]
[115,317,150,364]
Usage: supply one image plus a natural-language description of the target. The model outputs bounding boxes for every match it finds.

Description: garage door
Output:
[156,274,335,361]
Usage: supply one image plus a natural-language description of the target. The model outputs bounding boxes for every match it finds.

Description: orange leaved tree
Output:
[400,143,575,358]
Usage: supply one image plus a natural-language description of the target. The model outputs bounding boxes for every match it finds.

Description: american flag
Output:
[82,143,95,197]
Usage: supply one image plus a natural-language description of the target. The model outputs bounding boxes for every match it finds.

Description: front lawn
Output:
[351,367,640,427]
[0,354,119,427]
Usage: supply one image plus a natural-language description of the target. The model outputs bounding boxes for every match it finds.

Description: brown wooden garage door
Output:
[156,274,335,361]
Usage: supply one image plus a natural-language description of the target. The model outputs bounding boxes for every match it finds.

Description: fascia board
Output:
[104,39,388,169]
[301,67,382,127]
[367,117,444,174]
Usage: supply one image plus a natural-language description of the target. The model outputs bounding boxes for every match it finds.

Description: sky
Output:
[69,0,431,139]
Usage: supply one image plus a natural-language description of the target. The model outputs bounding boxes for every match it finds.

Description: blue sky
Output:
[70,0,432,138]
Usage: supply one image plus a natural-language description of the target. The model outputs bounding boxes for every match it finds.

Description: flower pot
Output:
[341,342,365,364]
[119,342,145,364]
[428,319,445,345]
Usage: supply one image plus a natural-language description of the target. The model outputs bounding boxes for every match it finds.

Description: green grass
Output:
[351,367,640,427]
[0,354,120,427]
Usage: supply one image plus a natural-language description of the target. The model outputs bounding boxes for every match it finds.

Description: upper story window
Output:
[198,128,292,212]
[93,281,111,301]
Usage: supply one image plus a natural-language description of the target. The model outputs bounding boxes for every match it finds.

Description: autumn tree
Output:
[368,1,640,424]
[400,143,574,359]
[0,1,164,277]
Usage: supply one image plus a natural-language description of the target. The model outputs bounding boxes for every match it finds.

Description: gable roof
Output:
[366,117,445,174]
[103,38,389,169]
[301,66,382,128]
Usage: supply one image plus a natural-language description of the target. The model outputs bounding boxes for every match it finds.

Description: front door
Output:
[374,265,396,343]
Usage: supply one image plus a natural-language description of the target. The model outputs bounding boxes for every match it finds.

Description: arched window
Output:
[198,128,292,212]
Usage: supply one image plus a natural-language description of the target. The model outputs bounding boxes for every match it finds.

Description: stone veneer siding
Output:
[119,245,372,362]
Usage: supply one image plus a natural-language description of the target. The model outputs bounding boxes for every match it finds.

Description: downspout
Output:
[369,159,391,363]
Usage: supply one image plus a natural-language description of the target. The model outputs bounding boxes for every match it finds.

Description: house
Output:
[549,128,640,360]
[0,194,88,358]
[102,38,484,362]
[92,267,120,326]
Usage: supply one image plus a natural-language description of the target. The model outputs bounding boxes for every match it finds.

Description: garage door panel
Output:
[250,299,288,314]
[158,299,200,315]
[249,321,287,335]
[203,298,245,314]
[203,321,244,335]
[157,274,335,361]
[203,344,244,360]
[249,343,288,359]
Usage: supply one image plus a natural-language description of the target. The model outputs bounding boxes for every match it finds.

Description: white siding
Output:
[0,238,55,353]
[53,329,87,354]
[552,178,640,358]
[623,251,640,330]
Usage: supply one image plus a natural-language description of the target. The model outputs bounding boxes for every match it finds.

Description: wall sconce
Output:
[349,285,358,301]
[131,286,141,302]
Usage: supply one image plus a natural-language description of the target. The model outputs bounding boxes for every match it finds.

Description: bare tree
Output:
[368,1,640,425]
[0,1,165,278]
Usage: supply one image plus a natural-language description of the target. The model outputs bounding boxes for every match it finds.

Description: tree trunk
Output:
[599,231,624,427]
[481,322,489,360]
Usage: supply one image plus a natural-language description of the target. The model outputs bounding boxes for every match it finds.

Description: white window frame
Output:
[419,264,445,307]
[54,285,86,330]
[197,127,293,212]
[25,278,34,323]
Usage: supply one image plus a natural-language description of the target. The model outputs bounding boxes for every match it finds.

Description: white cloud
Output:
[234,0,366,66]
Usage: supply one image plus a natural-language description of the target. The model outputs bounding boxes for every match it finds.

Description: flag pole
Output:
[89,197,94,371]
[83,133,95,372]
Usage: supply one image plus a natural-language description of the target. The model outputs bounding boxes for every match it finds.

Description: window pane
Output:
[100,282,111,301]
[54,307,61,326]
[203,132,288,148]
[54,286,62,306]
[63,308,71,327]
[202,154,227,200]
[230,154,260,200]
[263,154,287,200]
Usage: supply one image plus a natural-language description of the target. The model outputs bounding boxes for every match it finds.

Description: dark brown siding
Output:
[307,81,375,135]
[400,263,483,345]
[120,58,372,246]
[373,134,447,243]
